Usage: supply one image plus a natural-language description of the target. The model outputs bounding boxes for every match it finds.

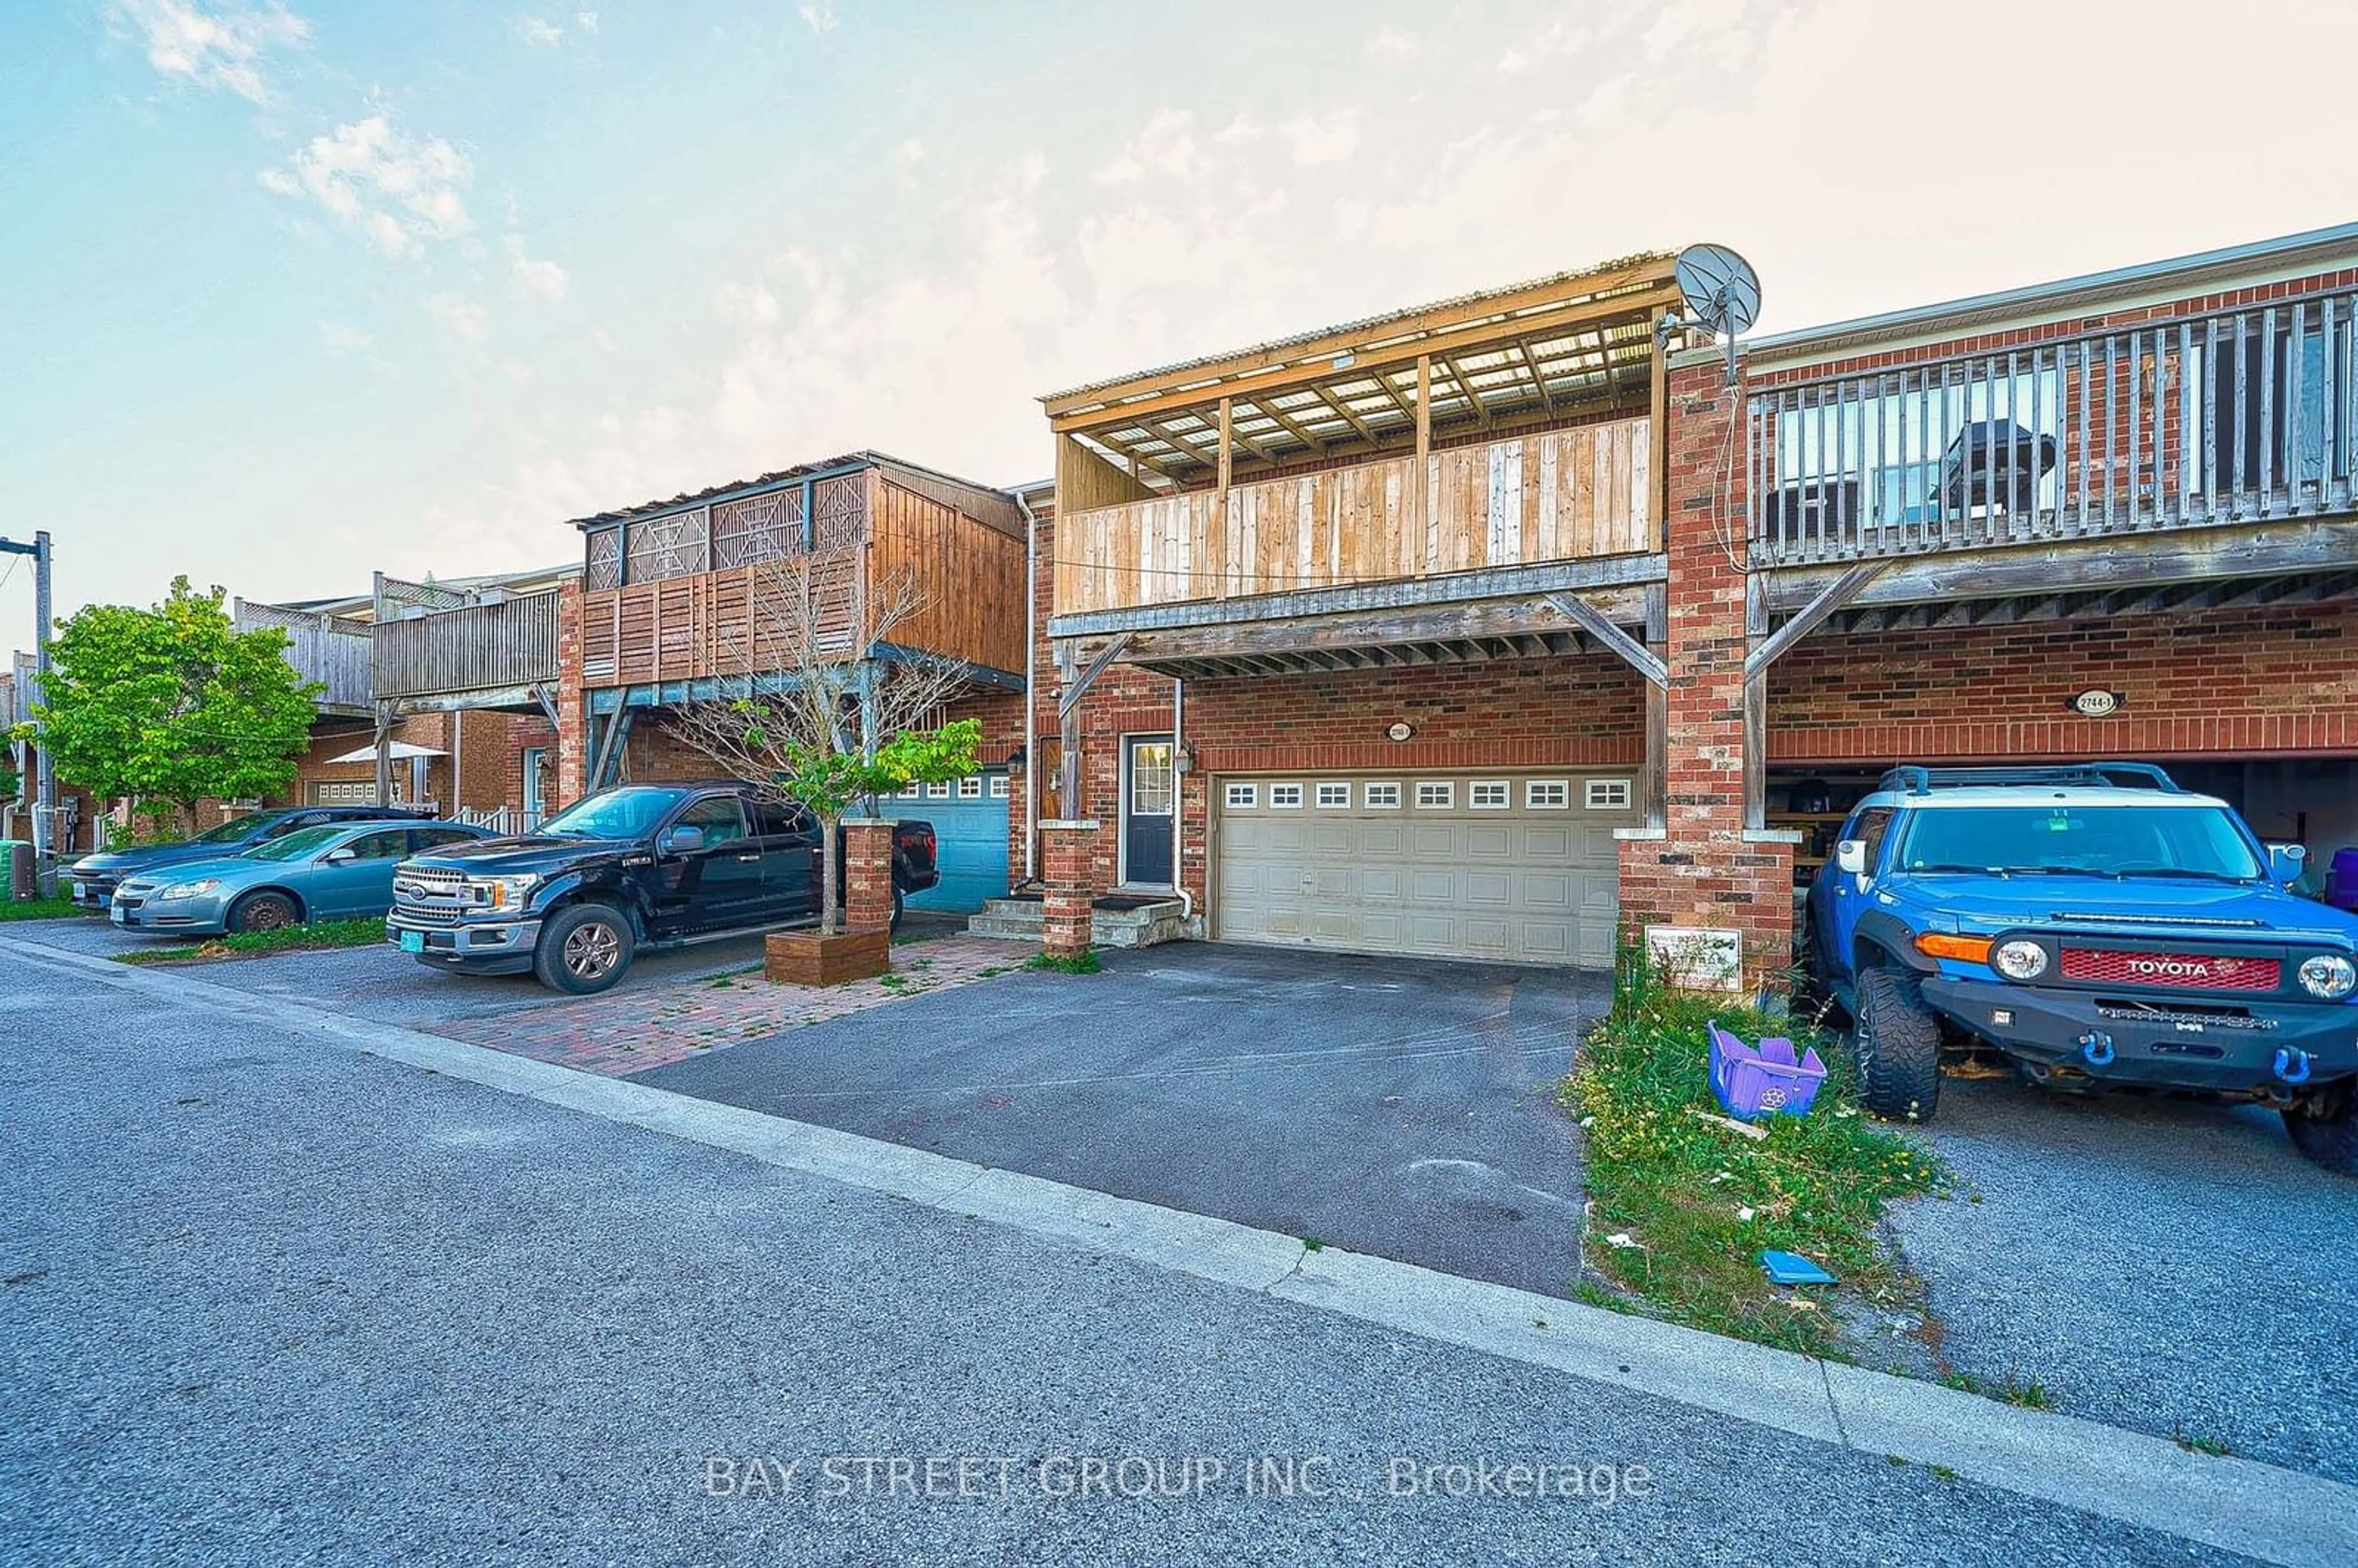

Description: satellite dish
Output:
[1675,243,1761,336]
[1670,243,1762,386]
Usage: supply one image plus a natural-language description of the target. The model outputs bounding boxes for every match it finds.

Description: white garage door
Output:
[1215,771,1636,966]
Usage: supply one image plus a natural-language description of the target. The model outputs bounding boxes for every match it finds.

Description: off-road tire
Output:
[2284,1090,2358,1176]
[1854,966,1943,1124]
[226,890,300,934]
[890,885,906,934]
[534,902,636,996]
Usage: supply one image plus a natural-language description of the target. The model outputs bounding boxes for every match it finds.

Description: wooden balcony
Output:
[1053,419,1654,622]
[372,592,561,708]
[232,600,373,714]
[576,460,1025,694]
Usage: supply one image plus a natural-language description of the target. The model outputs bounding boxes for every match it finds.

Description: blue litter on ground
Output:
[1707,1020,1829,1120]
[1759,1249,1838,1286]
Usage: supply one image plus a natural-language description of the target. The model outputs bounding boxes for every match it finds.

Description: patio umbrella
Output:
[324,740,448,763]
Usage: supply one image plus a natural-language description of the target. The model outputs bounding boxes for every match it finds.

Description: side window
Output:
[748,799,812,837]
[409,828,481,852]
[1847,806,1897,870]
[677,796,749,847]
[262,815,314,840]
[345,830,412,862]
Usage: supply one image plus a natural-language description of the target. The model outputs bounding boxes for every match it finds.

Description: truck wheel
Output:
[2284,1089,2358,1176]
[1854,967,1943,1123]
[890,885,905,934]
[534,902,635,995]
[227,890,300,934]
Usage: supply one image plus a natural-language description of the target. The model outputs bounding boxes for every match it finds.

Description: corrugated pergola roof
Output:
[1044,249,1683,484]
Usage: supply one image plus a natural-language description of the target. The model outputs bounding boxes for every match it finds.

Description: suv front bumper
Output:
[385,910,542,977]
[1921,975,2358,1092]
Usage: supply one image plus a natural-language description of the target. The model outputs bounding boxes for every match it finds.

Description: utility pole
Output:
[0,531,55,884]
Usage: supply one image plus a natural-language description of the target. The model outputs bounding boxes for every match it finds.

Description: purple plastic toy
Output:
[1707,1020,1828,1121]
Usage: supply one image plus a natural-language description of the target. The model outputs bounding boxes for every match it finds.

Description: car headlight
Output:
[467,874,540,911]
[2297,955,2357,1000]
[1991,939,2049,981]
[158,878,220,901]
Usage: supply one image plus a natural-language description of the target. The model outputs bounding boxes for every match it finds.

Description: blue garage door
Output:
[874,770,1010,914]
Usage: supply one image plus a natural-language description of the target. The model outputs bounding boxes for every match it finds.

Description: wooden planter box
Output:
[765,927,890,987]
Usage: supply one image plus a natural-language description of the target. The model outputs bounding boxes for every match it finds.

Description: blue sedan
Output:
[109,820,497,936]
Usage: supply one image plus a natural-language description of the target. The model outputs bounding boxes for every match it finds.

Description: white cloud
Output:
[260,114,475,259]
[1094,109,1205,185]
[515,15,564,47]
[574,10,598,32]
[424,293,488,343]
[1366,26,1421,61]
[1498,18,1593,74]
[895,138,925,166]
[111,0,310,104]
[715,280,780,328]
[798,2,837,34]
[1278,110,1361,168]
[505,235,569,301]
[317,320,372,352]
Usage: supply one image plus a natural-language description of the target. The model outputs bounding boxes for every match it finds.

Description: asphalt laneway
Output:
[639,942,1606,1296]
[1894,1076,2358,1484]
[0,943,2257,1566]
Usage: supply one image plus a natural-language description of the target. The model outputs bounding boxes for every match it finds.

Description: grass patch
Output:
[1940,1370,2056,1410]
[116,917,390,966]
[1561,945,1944,1357]
[0,895,93,922]
[1024,949,1102,976]
[2172,1424,2232,1457]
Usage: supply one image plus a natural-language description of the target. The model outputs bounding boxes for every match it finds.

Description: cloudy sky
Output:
[4,0,2354,634]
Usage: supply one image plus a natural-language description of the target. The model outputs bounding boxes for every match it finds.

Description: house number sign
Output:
[2068,689,2124,718]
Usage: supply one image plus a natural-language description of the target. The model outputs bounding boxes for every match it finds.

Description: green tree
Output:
[25,578,322,835]
[668,556,979,934]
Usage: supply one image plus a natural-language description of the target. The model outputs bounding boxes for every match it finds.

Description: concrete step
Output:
[963,896,1189,948]
[964,914,1044,940]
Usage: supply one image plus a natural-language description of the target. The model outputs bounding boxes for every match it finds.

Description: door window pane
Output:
[678,796,748,845]
[1130,743,1174,816]
[343,830,411,861]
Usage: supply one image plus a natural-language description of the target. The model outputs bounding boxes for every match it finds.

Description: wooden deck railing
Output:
[1053,419,1654,617]
[233,600,374,710]
[580,554,860,688]
[372,592,561,701]
[1749,289,2358,564]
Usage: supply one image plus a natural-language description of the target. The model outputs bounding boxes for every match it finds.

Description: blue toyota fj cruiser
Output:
[1804,763,2358,1173]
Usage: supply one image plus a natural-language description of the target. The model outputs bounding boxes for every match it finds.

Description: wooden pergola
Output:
[1043,250,1685,497]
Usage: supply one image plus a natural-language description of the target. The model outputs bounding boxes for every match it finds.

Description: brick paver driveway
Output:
[427,934,1033,1075]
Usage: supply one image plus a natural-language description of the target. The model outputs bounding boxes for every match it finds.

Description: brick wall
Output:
[1616,357,1795,984]
[1769,603,2358,763]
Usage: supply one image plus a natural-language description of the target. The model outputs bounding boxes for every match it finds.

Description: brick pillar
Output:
[1040,819,1099,960]
[1616,357,1797,992]
[1004,756,1030,891]
[554,580,588,810]
[842,818,897,933]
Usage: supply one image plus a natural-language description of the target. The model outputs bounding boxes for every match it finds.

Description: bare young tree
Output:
[667,547,979,936]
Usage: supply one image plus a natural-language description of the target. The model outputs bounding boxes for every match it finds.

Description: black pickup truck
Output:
[384,779,938,993]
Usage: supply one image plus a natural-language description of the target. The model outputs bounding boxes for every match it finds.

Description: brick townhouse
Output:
[236,567,574,833]
[545,451,1030,914]
[1024,224,2358,983]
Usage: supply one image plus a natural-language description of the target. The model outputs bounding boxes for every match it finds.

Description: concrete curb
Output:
[15,933,2353,1566]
